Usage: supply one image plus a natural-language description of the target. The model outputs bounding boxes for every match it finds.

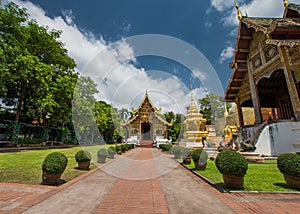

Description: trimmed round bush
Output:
[277,153,300,178]
[215,150,248,177]
[121,144,127,152]
[97,148,107,157]
[116,145,122,152]
[159,144,172,152]
[42,152,68,175]
[191,148,208,165]
[181,147,191,160]
[170,145,182,158]
[107,146,116,155]
[75,150,91,163]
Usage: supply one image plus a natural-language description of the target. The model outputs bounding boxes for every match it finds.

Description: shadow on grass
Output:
[74,167,91,171]
[41,179,66,186]
[215,182,245,191]
[273,182,299,191]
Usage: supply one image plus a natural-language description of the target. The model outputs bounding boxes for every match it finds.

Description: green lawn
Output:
[185,159,299,192]
[0,145,113,185]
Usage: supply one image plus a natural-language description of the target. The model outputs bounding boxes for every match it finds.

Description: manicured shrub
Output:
[75,150,91,163]
[42,152,68,175]
[115,145,122,153]
[97,148,107,158]
[19,138,42,145]
[215,150,248,177]
[108,146,116,154]
[97,148,107,163]
[181,147,191,160]
[277,153,300,178]
[126,144,131,150]
[170,145,182,158]
[121,144,127,152]
[107,146,116,158]
[191,148,208,165]
[159,144,172,152]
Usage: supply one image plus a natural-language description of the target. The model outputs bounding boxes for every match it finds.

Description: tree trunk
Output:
[15,84,26,123]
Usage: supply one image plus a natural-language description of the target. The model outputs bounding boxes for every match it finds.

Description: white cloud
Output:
[11,0,207,114]
[192,69,207,82]
[210,0,234,12]
[219,46,235,63]
[211,0,300,26]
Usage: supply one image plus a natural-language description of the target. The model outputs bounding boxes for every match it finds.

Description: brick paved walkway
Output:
[95,149,168,214]
[0,148,299,214]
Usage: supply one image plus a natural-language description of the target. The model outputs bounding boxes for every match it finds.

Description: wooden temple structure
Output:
[225,1,300,155]
[122,91,171,147]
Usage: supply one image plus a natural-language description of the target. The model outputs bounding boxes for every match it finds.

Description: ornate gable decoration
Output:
[123,92,171,126]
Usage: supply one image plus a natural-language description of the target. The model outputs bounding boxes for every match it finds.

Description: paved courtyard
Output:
[0,148,299,214]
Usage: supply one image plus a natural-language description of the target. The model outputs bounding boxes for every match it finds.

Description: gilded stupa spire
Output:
[234,0,243,20]
[284,0,289,8]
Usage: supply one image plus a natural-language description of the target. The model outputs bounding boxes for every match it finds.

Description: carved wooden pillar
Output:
[278,46,300,121]
[247,62,263,123]
[236,97,244,127]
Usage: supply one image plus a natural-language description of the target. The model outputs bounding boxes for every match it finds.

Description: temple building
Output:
[225,0,300,155]
[122,91,171,147]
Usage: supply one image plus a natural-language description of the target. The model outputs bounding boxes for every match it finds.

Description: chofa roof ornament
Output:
[284,0,289,8]
[235,0,243,20]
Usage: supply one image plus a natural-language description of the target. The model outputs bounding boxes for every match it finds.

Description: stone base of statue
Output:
[239,152,265,163]
[179,141,203,148]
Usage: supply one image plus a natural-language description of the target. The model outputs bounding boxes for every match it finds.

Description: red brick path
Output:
[95,148,169,214]
[0,148,299,213]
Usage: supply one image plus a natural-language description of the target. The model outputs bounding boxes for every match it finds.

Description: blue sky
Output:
[5,0,300,113]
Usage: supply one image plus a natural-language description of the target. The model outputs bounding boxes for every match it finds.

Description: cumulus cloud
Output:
[11,0,209,114]
[219,46,235,63]
[211,0,300,26]
[210,0,234,12]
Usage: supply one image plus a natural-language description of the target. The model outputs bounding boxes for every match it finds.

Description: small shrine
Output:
[180,90,208,147]
[122,91,171,147]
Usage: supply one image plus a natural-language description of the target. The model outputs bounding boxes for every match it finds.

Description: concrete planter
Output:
[284,174,300,190]
[194,162,207,170]
[97,156,106,163]
[183,157,192,165]
[78,161,90,170]
[222,175,244,189]
[42,173,62,185]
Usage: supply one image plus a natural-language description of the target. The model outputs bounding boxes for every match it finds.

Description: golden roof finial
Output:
[235,0,243,20]
[284,0,289,8]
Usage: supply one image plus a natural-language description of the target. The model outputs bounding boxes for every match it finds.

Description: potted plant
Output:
[97,148,107,163]
[75,150,91,170]
[171,145,182,159]
[277,153,300,190]
[107,146,116,159]
[121,144,127,153]
[215,150,248,189]
[181,147,192,164]
[191,148,208,170]
[159,144,172,152]
[116,145,122,155]
[42,152,68,185]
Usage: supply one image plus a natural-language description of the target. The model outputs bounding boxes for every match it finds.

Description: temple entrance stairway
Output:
[139,140,153,148]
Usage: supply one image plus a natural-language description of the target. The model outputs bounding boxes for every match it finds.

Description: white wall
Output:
[255,121,300,156]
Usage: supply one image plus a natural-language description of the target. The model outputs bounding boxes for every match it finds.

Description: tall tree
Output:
[0,2,76,125]
[198,93,228,125]
[95,101,124,143]
[72,76,98,142]
[164,111,184,141]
